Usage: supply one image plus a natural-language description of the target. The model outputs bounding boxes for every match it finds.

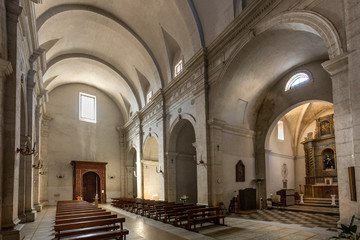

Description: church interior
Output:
[0,0,359,239]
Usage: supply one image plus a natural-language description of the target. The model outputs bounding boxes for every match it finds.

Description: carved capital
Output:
[0,58,13,76]
[322,52,349,77]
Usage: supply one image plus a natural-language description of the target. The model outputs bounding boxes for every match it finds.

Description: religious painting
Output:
[322,149,335,170]
[236,160,245,182]
[320,120,331,136]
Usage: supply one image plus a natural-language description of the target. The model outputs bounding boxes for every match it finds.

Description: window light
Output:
[277,120,284,140]
[285,72,310,91]
[79,92,96,123]
[146,91,153,103]
[174,60,183,77]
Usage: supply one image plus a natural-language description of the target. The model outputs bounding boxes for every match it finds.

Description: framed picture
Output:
[236,160,245,182]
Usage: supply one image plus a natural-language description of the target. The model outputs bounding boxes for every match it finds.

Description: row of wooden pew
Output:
[111,197,225,231]
[54,200,129,240]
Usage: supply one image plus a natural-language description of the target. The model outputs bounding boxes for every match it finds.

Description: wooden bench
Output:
[55,225,120,239]
[54,218,126,239]
[59,229,129,240]
[55,214,117,225]
[186,207,225,231]
[56,211,111,220]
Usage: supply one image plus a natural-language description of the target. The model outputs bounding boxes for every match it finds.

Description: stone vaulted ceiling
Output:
[36,0,236,121]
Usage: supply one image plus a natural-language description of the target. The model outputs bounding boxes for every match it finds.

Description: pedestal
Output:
[299,194,304,204]
[331,195,336,206]
[2,223,24,240]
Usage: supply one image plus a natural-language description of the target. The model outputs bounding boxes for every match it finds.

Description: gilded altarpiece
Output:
[302,114,338,198]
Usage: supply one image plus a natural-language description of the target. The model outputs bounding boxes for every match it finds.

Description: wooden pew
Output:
[55,214,117,225]
[56,211,111,220]
[54,218,126,240]
[185,207,226,231]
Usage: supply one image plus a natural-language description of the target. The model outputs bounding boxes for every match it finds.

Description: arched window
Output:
[285,72,310,91]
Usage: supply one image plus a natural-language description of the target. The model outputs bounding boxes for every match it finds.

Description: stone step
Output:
[299,202,339,208]
[270,205,339,216]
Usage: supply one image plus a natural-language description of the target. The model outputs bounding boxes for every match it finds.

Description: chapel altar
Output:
[301,114,338,198]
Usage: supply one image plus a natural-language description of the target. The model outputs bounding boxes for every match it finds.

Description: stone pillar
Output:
[164,152,177,202]
[322,53,358,221]
[39,114,51,205]
[116,126,126,199]
[2,1,24,239]
[207,119,224,206]
[0,58,13,240]
[33,104,41,212]
[23,69,36,222]
[17,135,27,223]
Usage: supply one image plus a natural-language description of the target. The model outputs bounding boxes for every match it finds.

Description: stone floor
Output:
[21,204,337,240]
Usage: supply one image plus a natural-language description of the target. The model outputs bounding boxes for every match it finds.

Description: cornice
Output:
[321,52,350,77]
[208,118,255,139]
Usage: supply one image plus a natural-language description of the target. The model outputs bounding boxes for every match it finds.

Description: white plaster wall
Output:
[267,120,295,196]
[221,133,256,208]
[46,84,123,205]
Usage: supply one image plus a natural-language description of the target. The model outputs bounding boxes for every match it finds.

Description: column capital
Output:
[6,1,23,22]
[322,52,349,77]
[0,58,13,76]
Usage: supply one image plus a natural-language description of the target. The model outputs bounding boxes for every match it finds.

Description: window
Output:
[174,60,183,77]
[79,92,96,123]
[285,72,310,91]
[146,91,153,103]
[277,120,284,140]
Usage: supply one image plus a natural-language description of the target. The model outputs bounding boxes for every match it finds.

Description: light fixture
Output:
[56,174,65,179]
[39,169,47,175]
[17,137,37,156]
[133,170,138,178]
[108,175,115,179]
[156,166,164,174]
[32,160,43,170]
[194,155,207,166]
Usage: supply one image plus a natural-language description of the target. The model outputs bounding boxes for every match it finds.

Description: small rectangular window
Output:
[79,92,96,123]
[146,91,153,103]
[174,60,183,77]
[277,120,284,140]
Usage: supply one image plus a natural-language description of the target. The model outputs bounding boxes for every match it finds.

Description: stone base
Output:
[18,215,26,224]
[34,204,42,212]
[2,223,24,240]
[25,210,37,222]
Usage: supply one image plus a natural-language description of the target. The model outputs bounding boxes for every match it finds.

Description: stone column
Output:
[0,58,13,240]
[116,126,126,199]
[39,114,51,205]
[164,152,177,202]
[17,135,27,223]
[23,69,36,222]
[208,119,225,207]
[33,104,41,212]
[322,53,358,221]
[2,1,24,239]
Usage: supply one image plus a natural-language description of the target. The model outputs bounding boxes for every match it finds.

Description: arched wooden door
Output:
[82,172,100,203]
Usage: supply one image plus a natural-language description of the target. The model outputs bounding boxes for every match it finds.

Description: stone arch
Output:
[142,136,160,199]
[127,147,138,198]
[168,119,197,203]
[217,10,343,83]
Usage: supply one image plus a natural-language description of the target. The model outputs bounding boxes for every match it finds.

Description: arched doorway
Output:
[82,172,100,203]
[265,101,338,209]
[168,119,197,203]
[143,136,160,199]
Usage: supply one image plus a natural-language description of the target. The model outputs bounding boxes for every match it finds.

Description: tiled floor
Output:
[21,205,337,240]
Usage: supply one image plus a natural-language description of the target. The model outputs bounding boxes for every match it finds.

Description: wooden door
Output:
[82,172,100,203]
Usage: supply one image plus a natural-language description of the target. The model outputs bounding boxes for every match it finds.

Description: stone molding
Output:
[0,58,13,76]
[321,52,349,77]
[208,118,255,139]
[266,150,295,160]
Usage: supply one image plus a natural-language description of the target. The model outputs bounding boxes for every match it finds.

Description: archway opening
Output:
[265,101,338,210]
[143,136,160,199]
[82,172,100,203]
[173,120,197,204]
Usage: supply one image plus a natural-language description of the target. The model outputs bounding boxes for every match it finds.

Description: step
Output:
[299,203,338,208]
[269,205,339,216]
